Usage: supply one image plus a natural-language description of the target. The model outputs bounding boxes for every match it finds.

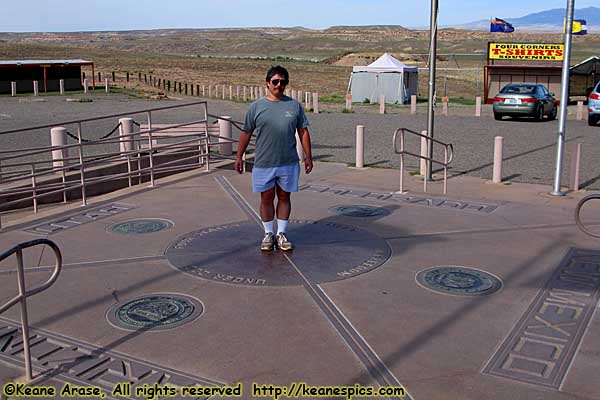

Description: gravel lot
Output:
[1,93,599,189]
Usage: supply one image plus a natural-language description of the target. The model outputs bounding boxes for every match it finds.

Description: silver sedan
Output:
[493,84,558,121]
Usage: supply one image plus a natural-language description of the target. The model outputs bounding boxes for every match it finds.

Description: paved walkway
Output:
[1,161,600,400]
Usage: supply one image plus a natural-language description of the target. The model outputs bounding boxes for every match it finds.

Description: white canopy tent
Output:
[348,53,418,104]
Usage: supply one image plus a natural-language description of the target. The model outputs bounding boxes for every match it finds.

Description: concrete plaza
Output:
[1,161,599,400]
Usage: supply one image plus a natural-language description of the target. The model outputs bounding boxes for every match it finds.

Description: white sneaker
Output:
[261,232,275,251]
[276,233,293,251]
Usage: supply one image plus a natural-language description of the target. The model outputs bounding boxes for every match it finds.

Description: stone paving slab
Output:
[0,162,599,400]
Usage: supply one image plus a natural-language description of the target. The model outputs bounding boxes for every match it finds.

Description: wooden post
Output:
[379,95,385,114]
[243,86,247,101]
[113,71,116,81]
[313,92,319,114]
[493,136,503,183]
[577,101,584,120]
[569,142,582,191]
[50,127,69,169]
[33,80,39,96]
[475,96,482,117]
[105,78,109,93]
[126,71,129,82]
[11,81,16,96]
[442,97,449,116]
[420,132,427,176]
[411,95,417,114]
[356,125,364,168]
[345,94,352,111]
[236,85,240,99]
[218,116,233,156]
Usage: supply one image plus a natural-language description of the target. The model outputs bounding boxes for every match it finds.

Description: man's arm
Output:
[298,127,313,174]
[234,130,253,174]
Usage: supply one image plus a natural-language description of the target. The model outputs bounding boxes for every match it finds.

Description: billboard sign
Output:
[488,43,564,61]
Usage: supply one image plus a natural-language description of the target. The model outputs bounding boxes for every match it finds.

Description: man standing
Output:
[235,66,313,251]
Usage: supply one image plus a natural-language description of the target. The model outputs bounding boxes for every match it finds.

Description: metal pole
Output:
[426,0,438,181]
[551,0,575,196]
[16,249,34,381]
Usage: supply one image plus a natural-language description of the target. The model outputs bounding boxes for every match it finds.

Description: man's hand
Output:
[234,158,244,174]
[304,158,313,174]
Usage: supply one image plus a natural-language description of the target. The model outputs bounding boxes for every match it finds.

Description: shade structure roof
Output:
[352,53,418,73]
[570,56,600,75]
[0,60,93,66]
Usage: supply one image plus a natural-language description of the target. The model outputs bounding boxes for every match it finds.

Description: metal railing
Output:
[0,102,251,228]
[575,194,600,238]
[0,239,63,381]
[392,128,454,194]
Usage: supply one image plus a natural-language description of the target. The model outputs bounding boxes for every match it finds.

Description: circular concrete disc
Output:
[165,220,391,287]
[106,293,204,331]
[108,218,173,234]
[330,205,390,218]
[416,266,503,296]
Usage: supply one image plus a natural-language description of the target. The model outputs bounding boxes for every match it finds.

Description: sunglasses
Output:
[270,79,289,86]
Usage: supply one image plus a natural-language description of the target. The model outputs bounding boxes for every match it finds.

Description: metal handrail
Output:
[0,103,254,228]
[0,100,210,136]
[0,239,63,381]
[575,194,600,238]
[392,128,454,194]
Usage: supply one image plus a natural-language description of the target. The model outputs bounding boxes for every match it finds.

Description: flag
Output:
[573,19,588,35]
[490,18,515,33]
[564,18,588,35]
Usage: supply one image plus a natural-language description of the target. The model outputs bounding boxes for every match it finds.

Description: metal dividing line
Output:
[0,255,167,275]
[215,176,410,398]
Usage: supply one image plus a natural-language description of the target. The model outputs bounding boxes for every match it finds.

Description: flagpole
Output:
[426,0,438,181]
[551,0,575,196]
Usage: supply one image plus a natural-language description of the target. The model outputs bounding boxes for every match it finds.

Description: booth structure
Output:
[348,53,418,104]
[484,43,563,104]
[0,59,94,94]
[570,56,600,97]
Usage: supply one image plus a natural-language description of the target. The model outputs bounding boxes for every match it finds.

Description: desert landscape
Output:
[1,27,599,100]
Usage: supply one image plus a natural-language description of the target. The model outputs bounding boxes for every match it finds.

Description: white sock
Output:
[262,220,274,234]
[277,219,288,234]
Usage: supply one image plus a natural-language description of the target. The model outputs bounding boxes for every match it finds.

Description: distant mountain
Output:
[450,6,600,32]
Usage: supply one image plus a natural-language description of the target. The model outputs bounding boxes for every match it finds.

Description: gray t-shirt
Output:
[242,96,309,168]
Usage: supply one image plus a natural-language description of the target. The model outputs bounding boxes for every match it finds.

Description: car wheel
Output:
[535,105,544,121]
[549,105,557,120]
[590,115,599,126]
[494,112,503,121]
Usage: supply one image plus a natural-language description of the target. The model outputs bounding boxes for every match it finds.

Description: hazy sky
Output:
[2,0,598,32]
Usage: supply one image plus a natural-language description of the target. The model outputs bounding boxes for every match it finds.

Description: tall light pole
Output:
[426,0,439,181]
[551,0,576,195]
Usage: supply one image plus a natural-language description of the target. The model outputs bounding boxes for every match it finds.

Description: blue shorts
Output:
[252,163,300,193]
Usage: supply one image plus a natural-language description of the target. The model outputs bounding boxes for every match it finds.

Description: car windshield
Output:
[500,85,536,94]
